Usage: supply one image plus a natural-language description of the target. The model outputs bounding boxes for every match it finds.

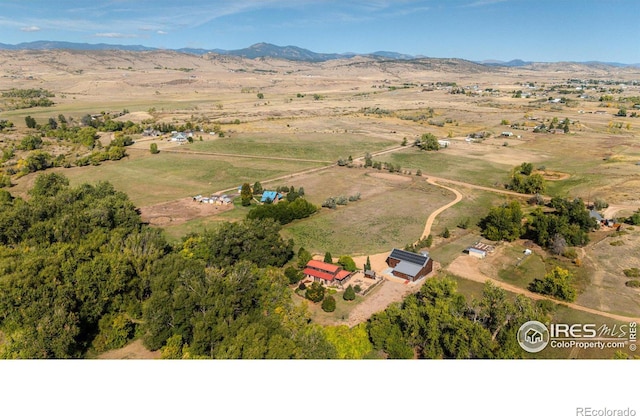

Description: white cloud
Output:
[157,30,168,35]
[20,25,41,32]
[93,32,139,39]
[462,0,508,7]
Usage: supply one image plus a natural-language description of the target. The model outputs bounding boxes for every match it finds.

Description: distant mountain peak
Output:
[0,41,637,67]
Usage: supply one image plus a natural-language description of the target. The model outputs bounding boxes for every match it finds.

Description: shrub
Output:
[321,295,336,312]
[343,284,356,301]
[593,198,609,210]
[623,268,640,278]
[305,281,325,303]
[337,255,357,272]
[563,248,578,259]
[625,280,640,288]
[457,218,470,229]
[529,266,576,302]
[150,143,159,154]
[354,284,362,293]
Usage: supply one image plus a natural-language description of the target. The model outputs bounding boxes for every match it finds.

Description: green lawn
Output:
[497,250,546,289]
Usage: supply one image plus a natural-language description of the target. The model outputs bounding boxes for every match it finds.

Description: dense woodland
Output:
[0,173,547,358]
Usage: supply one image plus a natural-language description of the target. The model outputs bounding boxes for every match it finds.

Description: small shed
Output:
[468,247,487,259]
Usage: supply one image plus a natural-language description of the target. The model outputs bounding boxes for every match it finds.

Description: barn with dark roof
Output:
[385,248,433,282]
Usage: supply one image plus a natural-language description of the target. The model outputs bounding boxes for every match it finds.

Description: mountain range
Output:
[0,41,638,68]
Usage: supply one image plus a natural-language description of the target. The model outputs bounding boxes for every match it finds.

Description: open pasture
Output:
[281,170,453,256]
[13,149,326,207]
[181,131,396,162]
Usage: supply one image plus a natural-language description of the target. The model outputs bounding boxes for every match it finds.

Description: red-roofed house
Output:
[303,260,353,287]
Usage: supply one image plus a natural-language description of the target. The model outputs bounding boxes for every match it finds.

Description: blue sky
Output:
[1,0,639,63]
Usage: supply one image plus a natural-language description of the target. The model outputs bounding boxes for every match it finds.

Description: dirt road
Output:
[420,178,463,239]
[446,255,638,323]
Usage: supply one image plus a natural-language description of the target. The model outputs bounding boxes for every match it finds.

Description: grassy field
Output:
[282,177,452,256]
[24,150,326,207]
[430,233,482,267]
[377,148,512,188]
[183,132,396,162]
[427,187,517,237]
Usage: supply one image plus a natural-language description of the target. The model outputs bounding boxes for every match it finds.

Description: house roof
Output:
[306,260,341,274]
[336,270,351,281]
[388,248,430,267]
[260,191,282,202]
[387,248,431,278]
[393,261,424,278]
[303,267,336,281]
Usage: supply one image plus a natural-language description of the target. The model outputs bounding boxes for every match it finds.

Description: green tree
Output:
[180,219,293,268]
[441,227,450,238]
[284,266,304,285]
[321,295,336,312]
[18,135,43,151]
[416,133,439,151]
[305,282,325,303]
[297,247,312,268]
[520,162,534,176]
[529,266,576,301]
[253,181,263,195]
[627,210,640,225]
[29,172,69,198]
[343,284,356,301]
[257,93,264,99]
[480,201,524,242]
[324,324,373,359]
[241,183,252,206]
[425,234,433,247]
[365,256,371,271]
[25,115,37,129]
[150,143,159,154]
[337,255,356,272]
[324,252,333,263]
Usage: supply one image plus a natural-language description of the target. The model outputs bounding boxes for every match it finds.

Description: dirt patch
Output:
[366,172,412,183]
[537,170,570,181]
[139,197,234,226]
[97,339,160,359]
[344,275,428,327]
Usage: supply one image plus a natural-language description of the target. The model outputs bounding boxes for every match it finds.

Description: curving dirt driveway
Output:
[420,178,463,239]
